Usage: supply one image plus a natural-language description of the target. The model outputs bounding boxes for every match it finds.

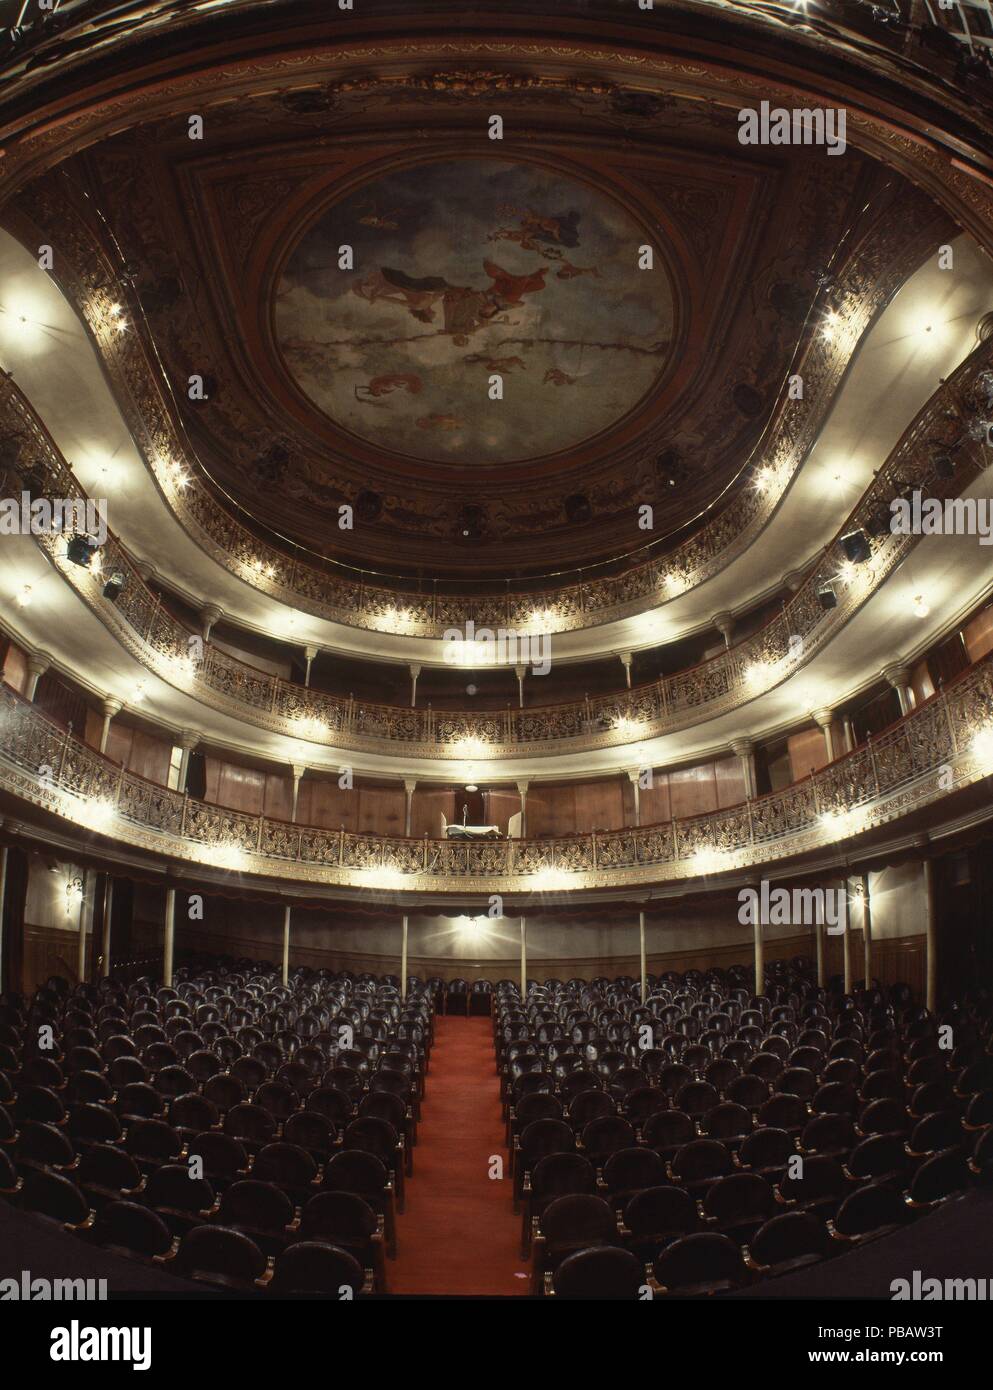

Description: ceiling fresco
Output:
[274,159,676,466]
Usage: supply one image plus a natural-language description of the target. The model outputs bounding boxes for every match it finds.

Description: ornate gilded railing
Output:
[1,653,991,893]
[3,343,989,757]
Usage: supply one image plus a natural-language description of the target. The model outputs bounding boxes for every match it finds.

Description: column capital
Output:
[101,697,123,718]
[290,764,307,782]
[26,653,51,678]
[711,611,734,638]
[812,708,834,730]
[514,664,527,680]
[303,645,319,662]
[782,569,805,592]
[408,663,422,677]
[618,650,633,666]
[626,767,642,784]
[882,663,912,689]
[178,729,200,751]
[731,738,754,757]
[516,779,530,796]
[403,778,417,794]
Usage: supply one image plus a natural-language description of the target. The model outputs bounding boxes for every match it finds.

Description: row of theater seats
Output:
[493,960,993,1297]
[0,959,440,1295]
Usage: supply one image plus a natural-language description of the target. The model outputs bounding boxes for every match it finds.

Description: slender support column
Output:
[520,916,527,998]
[98,698,122,755]
[753,908,764,997]
[813,709,836,762]
[282,905,291,987]
[403,779,416,836]
[923,854,937,1012]
[862,873,872,990]
[290,765,305,823]
[712,611,734,650]
[101,876,114,979]
[0,844,7,992]
[401,915,409,1000]
[514,665,526,709]
[731,738,755,799]
[178,731,199,791]
[163,887,176,988]
[78,869,96,984]
[814,910,826,989]
[516,780,529,837]
[619,651,633,689]
[303,646,318,688]
[883,664,913,717]
[25,655,50,702]
[627,769,642,827]
[409,664,421,709]
[200,604,222,643]
[638,910,647,1004]
[842,877,854,996]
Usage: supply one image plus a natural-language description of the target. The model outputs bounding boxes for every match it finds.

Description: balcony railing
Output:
[1,651,991,892]
[3,343,988,757]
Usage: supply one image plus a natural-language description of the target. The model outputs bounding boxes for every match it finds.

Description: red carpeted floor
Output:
[391,1014,529,1296]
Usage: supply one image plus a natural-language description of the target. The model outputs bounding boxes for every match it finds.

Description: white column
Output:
[515,664,526,709]
[814,911,825,989]
[752,888,764,996]
[923,854,937,1012]
[516,780,529,837]
[842,877,854,996]
[862,873,872,989]
[303,646,318,687]
[178,731,199,791]
[627,769,642,827]
[409,664,421,709]
[712,612,734,649]
[290,765,305,823]
[731,738,755,799]
[401,915,409,999]
[884,664,913,717]
[101,876,114,979]
[98,698,122,755]
[619,651,633,689]
[404,779,416,836]
[200,604,222,642]
[25,654,50,702]
[282,905,291,987]
[813,709,836,762]
[639,910,647,1004]
[520,916,527,998]
[78,869,96,984]
[163,887,176,987]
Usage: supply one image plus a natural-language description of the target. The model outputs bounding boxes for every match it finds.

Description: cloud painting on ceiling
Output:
[274,158,675,466]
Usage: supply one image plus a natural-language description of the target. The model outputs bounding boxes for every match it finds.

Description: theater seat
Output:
[550,1245,645,1299]
[269,1241,368,1297]
[745,1211,828,1277]
[653,1231,745,1295]
[167,1223,269,1291]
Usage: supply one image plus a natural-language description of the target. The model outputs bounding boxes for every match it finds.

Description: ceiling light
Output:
[129,681,146,705]
[465,783,478,793]
[911,594,930,619]
[971,727,993,773]
[14,584,33,607]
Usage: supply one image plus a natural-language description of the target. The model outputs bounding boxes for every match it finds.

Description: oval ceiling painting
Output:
[274,159,676,466]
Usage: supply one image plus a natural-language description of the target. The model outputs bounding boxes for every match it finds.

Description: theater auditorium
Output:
[0,0,991,1317]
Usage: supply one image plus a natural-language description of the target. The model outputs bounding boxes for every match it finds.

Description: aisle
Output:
[391,1014,528,1296]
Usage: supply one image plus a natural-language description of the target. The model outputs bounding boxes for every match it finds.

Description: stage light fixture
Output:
[816,583,838,610]
[66,534,98,568]
[102,570,127,602]
[840,529,871,564]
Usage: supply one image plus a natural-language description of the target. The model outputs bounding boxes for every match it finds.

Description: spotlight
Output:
[102,570,127,603]
[866,505,892,539]
[816,582,838,610]
[840,529,871,564]
[66,534,99,568]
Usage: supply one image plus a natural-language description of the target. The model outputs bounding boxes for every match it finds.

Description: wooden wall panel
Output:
[296,778,356,831]
[789,728,827,783]
[264,773,293,823]
[640,774,672,824]
[1,641,28,696]
[963,606,993,663]
[357,784,405,836]
[411,786,456,838]
[714,755,747,809]
[104,725,172,785]
[485,789,519,836]
[910,660,935,708]
[574,776,625,832]
[670,764,718,819]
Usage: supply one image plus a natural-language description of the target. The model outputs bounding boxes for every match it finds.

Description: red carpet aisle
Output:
[391,1015,529,1295]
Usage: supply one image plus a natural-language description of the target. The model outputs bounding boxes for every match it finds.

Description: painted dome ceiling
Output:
[17,66,941,582]
[274,158,676,466]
